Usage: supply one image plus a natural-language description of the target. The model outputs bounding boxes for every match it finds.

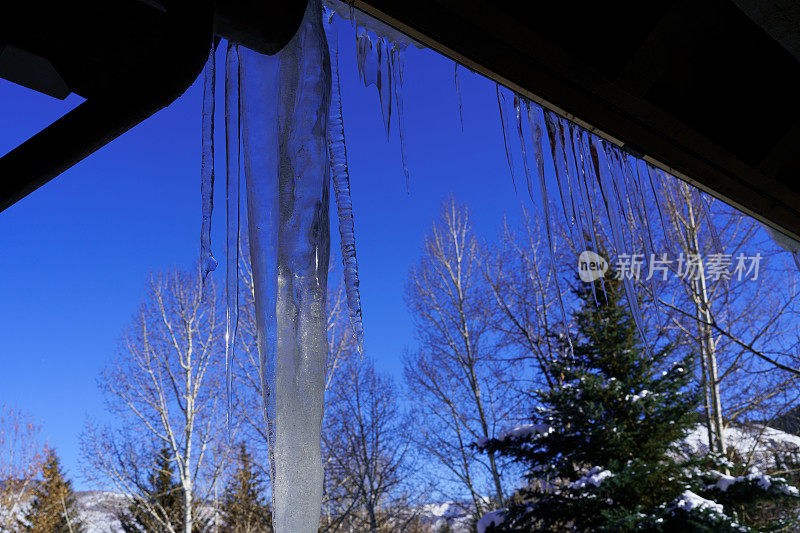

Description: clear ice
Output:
[238,0,331,531]
[354,13,412,187]
[208,3,800,530]
[495,86,657,350]
[224,41,241,431]
[326,14,364,350]
[200,48,218,281]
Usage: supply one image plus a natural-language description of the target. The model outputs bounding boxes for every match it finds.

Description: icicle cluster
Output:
[354,24,411,187]
[494,85,696,350]
[322,2,418,190]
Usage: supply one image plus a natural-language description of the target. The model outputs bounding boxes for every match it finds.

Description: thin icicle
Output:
[327,13,364,351]
[529,106,573,354]
[454,62,464,130]
[575,128,609,304]
[573,127,603,253]
[561,122,591,252]
[625,156,663,325]
[390,45,411,189]
[646,165,674,254]
[355,24,411,187]
[201,48,218,281]
[376,37,393,138]
[224,42,241,435]
[496,84,518,192]
[543,113,584,251]
[356,27,392,137]
[356,25,378,86]
[591,137,650,351]
[512,95,534,200]
[572,127,606,305]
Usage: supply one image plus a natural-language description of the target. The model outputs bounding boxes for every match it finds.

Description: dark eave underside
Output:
[354,0,800,240]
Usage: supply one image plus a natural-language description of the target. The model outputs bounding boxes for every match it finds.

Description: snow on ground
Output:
[417,501,478,532]
[1,491,128,533]
[681,423,800,469]
[78,491,127,533]
[4,494,477,533]
[476,509,505,533]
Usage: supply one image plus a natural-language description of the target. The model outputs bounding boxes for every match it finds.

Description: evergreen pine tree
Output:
[478,272,797,532]
[219,444,272,533]
[118,447,208,532]
[18,448,84,533]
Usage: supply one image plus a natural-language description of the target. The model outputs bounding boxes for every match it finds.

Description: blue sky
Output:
[0,19,527,487]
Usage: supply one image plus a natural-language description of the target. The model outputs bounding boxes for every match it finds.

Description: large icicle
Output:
[201,48,218,281]
[224,42,241,431]
[326,15,364,350]
[239,1,331,531]
[239,41,279,471]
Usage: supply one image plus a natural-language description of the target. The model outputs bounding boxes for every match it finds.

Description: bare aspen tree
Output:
[404,198,516,516]
[658,182,800,454]
[321,356,416,532]
[0,405,44,531]
[82,269,226,533]
[482,208,563,393]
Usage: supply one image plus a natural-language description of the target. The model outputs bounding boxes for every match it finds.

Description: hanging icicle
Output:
[326,12,364,351]
[353,13,415,187]
[764,224,800,271]
[528,105,573,354]
[200,48,218,281]
[390,44,410,189]
[454,62,464,130]
[543,113,584,251]
[238,1,331,531]
[224,42,241,433]
[594,138,650,351]
[495,86,661,351]
[496,85,518,193]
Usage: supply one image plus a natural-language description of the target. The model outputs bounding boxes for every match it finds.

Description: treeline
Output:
[2,181,800,532]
